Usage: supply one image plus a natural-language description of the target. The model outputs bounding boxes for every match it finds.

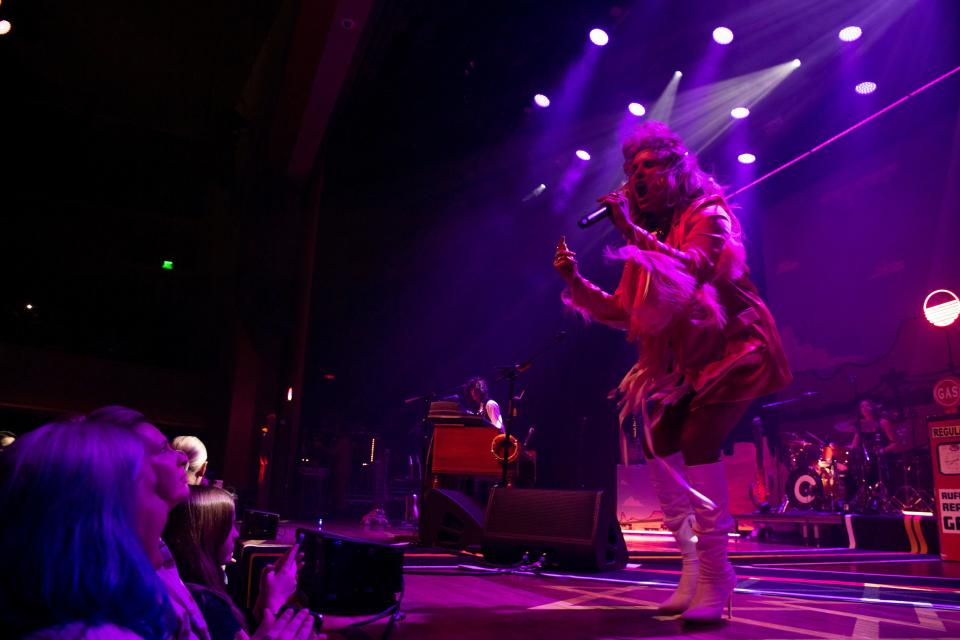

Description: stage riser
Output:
[846,514,939,554]
[740,513,939,553]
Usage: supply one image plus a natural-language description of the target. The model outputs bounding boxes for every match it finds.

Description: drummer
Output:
[848,399,899,455]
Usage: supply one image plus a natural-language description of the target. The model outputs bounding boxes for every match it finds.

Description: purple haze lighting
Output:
[737,153,756,165]
[712,27,733,45]
[589,28,609,46]
[729,65,960,200]
[628,102,646,117]
[838,26,862,42]
[575,149,591,161]
[730,107,750,119]
[533,94,551,108]
[855,81,877,95]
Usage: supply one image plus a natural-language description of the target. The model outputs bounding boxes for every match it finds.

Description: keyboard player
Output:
[461,376,504,431]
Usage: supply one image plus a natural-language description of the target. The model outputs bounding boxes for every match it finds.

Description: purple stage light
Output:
[730,107,750,119]
[737,153,756,165]
[575,149,591,161]
[533,94,551,108]
[589,28,609,46]
[628,102,646,117]
[838,26,862,42]
[855,81,877,95]
[729,65,960,200]
[712,27,733,45]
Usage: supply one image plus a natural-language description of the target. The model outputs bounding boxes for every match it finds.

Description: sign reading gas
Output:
[934,377,960,409]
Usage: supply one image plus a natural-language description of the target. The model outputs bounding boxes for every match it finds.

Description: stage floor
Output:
[271,521,960,638]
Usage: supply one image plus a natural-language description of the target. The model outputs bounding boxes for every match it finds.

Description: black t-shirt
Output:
[187,585,244,640]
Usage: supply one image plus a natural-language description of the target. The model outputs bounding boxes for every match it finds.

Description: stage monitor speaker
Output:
[296,528,404,615]
[481,487,627,572]
[418,488,485,549]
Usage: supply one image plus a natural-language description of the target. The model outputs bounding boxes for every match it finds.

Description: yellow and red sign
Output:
[929,415,960,561]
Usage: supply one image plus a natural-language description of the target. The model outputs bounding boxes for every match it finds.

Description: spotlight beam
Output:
[648,72,683,123]
[729,64,960,199]
[672,59,801,152]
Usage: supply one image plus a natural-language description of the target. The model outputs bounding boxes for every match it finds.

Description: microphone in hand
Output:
[579,187,628,229]
[578,205,610,228]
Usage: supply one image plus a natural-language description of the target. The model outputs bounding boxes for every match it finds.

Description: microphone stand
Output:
[403,391,435,467]
[402,384,461,508]
[403,382,463,435]
[494,366,521,488]
[494,332,566,487]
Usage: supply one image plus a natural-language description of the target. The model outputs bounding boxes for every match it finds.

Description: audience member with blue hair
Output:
[0,420,175,639]
[87,405,319,640]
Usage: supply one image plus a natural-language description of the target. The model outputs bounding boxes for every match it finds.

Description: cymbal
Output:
[833,420,857,433]
[833,418,883,433]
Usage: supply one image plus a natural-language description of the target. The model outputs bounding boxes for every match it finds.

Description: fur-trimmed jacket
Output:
[563,197,792,423]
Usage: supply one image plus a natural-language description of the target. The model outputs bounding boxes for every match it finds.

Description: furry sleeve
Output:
[604,246,726,341]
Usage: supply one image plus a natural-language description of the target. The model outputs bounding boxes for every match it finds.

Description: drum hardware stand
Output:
[881,404,935,512]
[806,433,845,513]
[749,417,772,513]
[774,434,790,513]
[889,485,934,512]
[887,453,935,512]
[759,392,821,513]
[845,415,886,513]
[819,458,840,513]
[403,381,468,529]
[404,389,441,524]
[852,481,890,513]
[776,496,790,514]
[849,455,891,514]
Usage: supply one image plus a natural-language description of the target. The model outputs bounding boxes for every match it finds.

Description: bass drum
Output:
[786,467,823,510]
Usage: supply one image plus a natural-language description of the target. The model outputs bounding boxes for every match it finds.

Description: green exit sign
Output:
[162,260,174,270]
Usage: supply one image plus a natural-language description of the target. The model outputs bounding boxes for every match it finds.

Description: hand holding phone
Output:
[249,606,324,640]
[256,541,304,624]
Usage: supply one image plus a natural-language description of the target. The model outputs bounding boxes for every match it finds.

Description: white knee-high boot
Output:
[682,461,737,623]
[647,452,698,615]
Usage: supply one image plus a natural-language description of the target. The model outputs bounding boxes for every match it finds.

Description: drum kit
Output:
[778,421,934,514]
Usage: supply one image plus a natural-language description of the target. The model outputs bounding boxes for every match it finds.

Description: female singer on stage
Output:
[553,121,791,622]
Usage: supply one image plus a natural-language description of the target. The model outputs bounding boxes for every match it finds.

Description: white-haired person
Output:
[173,435,210,485]
[88,406,321,640]
[0,429,16,450]
[0,419,175,639]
